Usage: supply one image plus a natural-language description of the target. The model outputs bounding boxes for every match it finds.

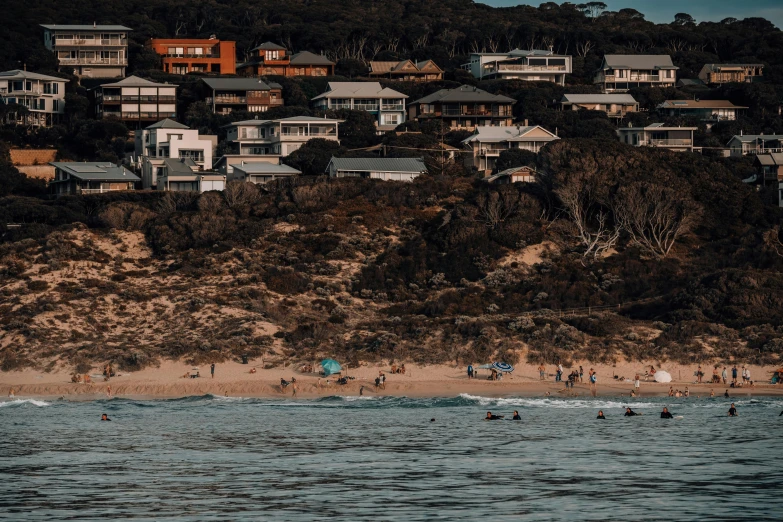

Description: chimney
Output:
[209,34,217,40]
[524,119,528,126]
[740,129,743,136]
[93,21,96,28]
[23,63,26,71]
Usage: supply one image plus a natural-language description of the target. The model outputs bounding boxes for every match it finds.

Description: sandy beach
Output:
[2,359,781,400]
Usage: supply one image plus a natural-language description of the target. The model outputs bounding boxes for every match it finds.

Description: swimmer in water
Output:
[624,407,639,417]
[597,410,606,419]
[512,411,521,420]
[101,414,111,421]
[485,411,504,420]
[660,407,673,419]
[728,403,738,417]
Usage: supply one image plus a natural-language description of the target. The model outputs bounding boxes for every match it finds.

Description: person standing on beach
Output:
[721,367,727,384]
[211,363,215,379]
[468,365,474,379]
[697,365,703,383]
[291,382,297,397]
[538,364,545,381]
[107,385,111,398]
[382,374,386,389]
[556,363,563,382]
[745,367,751,385]
[731,365,738,384]
[634,374,640,393]
[579,366,584,383]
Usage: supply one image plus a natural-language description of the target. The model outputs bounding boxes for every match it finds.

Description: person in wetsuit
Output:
[485,411,504,420]
[512,411,521,420]
[101,414,111,421]
[597,410,606,419]
[624,407,639,416]
[660,407,674,419]
[728,403,738,416]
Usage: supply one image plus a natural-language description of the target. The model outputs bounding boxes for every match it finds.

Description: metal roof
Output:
[40,24,132,31]
[251,42,286,52]
[233,163,302,174]
[312,82,407,100]
[162,158,198,174]
[369,59,442,75]
[462,126,559,144]
[202,78,279,91]
[100,75,173,88]
[730,134,783,143]
[327,157,427,173]
[621,124,698,131]
[49,162,140,181]
[754,153,783,166]
[602,55,678,70]
[659,99,747,109]
[145,118,189,129]
[0,70,67,82]
[289,51,335,65]
[411,85,515,105]
[561,94,638,104]
[223,116,342,128]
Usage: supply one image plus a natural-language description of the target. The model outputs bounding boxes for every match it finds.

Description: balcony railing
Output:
[442,109,508,117]
[478,148,505,156]
[213,96,246,104]
[603,74,664,82]
[55,39,126,46]
[496,64,567,72]
[644,139,693,147]
[79,187,133,194]
[58,57,127,65]
[280,130,337,137]
[101,95,177,102]
[103,112,176,119]
[162,53,219,59]
[381,104,404,111]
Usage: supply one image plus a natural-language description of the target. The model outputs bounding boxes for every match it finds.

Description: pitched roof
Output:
[729,134,783,143]
[561,94,638,104]
[462,126,560,144]
[49,162,140,181]
[145,118,189,129]
[621,123,698,131]
[677,79,706,86]
[202,78,279,91]
[312,82,407,100]
[483,166,536,183]
[411,85,515,105]
[369,59,442,75]
[701,63,764,71]
[251,41,286,52]
[289,51,334,65]
[659,99,747,109]
[0,70,67,82]
[233,163,302,174]
[40,24,131,31]
[327,157,427,173]
[100,75,173,88]
[162,158,198,174]
[602,55,677,70]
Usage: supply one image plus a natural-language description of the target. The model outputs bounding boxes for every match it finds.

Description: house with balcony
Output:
[0,70,67,127]
[560,94,638,119]
[727,134,783,157]
[224,116,341,157]
[236,42,335,77]
[49,162,140,196]
[594,55,678,93]
[229,162,302,184]
[41,24,130,78]
[658,99,747,122]
[461,125,560,171]
[463,49,571,85]
[157,158,225,192]
[698,64,764,85]
[368,60,443,81]
[616,123,697,152]
[408,85,515,130]
[312,82,407,133]
[95,76,177,127]
[148,37,236,75]
[213,155,282,176]
[201,78,283,115]
[134,119,216,189]
[326,157,427,181]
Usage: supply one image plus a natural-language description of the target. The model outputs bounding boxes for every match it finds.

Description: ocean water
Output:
[1,394,782,521]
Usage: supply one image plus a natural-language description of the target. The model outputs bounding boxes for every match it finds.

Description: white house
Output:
[224,115,341,157]
[461,125,560,171]
[311,82,407,133]
[594,55,678,92]
[462,49,572,85]
[727,134,783,157]
[229,162,302,184]
[0,70,67,127]
[326,157,427,181]
[616,123,697,152]
[41,24,131,78]
[560,94,638,119]
[134,119,216,189]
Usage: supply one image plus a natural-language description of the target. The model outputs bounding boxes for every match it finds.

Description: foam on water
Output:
[0,398,51,408]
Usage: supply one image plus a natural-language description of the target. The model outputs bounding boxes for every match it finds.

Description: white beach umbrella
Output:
[654,370,672,383]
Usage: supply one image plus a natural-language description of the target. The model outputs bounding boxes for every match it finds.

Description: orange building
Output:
[148,37,236,75]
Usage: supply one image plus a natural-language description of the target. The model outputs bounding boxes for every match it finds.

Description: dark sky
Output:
[480,0,783,28]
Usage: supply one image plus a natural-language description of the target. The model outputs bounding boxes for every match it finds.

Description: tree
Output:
[326,109,380,149]
[554,178,620,260]
[495,149,537,172]
[673,13,696,25]
[577,2,607,20]
[286,139,344,177]
[614,182,700,259]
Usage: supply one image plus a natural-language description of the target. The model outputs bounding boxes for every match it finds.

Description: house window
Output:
[265,50,279,60]
[383,114,400,126]
[53,99,60,111]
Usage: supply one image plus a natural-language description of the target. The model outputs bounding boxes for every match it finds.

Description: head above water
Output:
[598,410,604,415]
[662,407,669,413]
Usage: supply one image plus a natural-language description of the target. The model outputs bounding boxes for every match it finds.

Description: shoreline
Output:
[3,359,781,401]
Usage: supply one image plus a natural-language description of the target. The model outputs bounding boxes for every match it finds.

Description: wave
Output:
[0,399,51,408]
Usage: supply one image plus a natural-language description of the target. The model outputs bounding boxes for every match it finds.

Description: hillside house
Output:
[49,162,139,195]
[408,85,515,130]
[658,99,746,122]
[560,94,638,119]
[236,42,334,77]
[368,60,443,81]
[95,76,177,127]
[41,24,130,78]
[461,125,560,171]
[326,157,427,181]
[595,55,677,92]
[698,64,763,85]
[201,78,283,115]
[617,123,697,152]
[727,134,783,157]
[0,70,67,127]
[312,82,407,133]
[463,49,571,85]
[148,37,236,75]
[223,116,341,157]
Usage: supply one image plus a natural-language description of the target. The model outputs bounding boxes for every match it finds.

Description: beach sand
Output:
[2,359,781,400]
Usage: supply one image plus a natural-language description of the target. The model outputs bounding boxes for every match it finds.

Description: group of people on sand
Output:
[71,373,92,384]
[390,364,406,375]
